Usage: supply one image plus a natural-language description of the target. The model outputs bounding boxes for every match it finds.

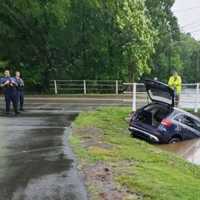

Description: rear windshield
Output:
[149,88,173,105]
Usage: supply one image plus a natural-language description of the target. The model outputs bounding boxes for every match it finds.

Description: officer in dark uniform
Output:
[0,70,19,115]
[15,71,25,111]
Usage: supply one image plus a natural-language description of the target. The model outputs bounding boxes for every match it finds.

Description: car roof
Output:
[144,102,200,122]
[172,107,200,122]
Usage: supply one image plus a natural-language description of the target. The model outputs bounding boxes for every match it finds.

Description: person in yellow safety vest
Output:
[168,70,182,107]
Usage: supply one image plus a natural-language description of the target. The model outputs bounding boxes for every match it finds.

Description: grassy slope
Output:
[70,107,200,200]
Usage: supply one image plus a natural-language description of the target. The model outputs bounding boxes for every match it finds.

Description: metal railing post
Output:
[132,83,137,112]
[195,83,199,113]
[83,80,87,95]
[54,80,58,95]
[115,80,119,95]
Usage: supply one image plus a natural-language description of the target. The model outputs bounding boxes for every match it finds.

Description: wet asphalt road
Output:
[0,96,130,200]
[1,95,200,200]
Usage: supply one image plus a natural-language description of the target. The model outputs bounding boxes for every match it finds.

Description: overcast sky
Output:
[172,0,200,40]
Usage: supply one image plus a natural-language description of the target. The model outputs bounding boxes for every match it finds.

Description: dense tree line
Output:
[0,0,200,91]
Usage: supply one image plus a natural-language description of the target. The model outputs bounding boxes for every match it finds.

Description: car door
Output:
[176,115,200,140]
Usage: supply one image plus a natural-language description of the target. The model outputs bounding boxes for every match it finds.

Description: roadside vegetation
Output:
[70,107,200,200]
[1,1,200,90]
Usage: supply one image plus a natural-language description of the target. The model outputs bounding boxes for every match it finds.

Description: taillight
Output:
[161,119,173,128]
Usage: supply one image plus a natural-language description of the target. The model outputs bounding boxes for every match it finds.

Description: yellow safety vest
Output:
[168,75,182,95]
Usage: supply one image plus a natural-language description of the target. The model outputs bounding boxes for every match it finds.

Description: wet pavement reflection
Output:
[160,139,200,165]
[0,109,87,200]
[0,96,130,200]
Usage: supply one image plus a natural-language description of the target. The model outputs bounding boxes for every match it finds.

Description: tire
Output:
[168,137,181,144]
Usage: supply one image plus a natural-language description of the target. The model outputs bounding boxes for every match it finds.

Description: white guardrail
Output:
[50,80,200,113]
[50,80,121,95]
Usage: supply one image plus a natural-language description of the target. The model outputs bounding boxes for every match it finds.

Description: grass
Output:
[70,107,200,200]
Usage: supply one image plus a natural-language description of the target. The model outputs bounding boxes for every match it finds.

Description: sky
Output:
[172,0,200,40]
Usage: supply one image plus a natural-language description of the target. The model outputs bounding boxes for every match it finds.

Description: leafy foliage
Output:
[117,0,156,81]
[0,0,199,91]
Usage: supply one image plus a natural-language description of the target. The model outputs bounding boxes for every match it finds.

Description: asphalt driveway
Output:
[0,96,130,200]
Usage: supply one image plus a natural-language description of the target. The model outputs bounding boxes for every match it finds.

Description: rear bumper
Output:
[129,126,160,143]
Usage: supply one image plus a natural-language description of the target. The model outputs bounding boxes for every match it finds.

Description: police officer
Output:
[15,71,25,111]
[0,70,19,115]
[168,70,182,107]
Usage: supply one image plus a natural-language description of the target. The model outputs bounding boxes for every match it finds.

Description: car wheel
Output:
[168,137,181,144]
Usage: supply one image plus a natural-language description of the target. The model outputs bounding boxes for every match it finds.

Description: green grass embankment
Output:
[70,107,200,200]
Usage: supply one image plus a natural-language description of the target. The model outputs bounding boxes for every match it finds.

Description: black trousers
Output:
[4,89,18,114]
[175,95,180,107]
[17,90,24,110]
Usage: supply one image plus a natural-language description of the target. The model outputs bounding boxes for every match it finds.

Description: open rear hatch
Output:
[129,80,175,143]
[144,79,175,107]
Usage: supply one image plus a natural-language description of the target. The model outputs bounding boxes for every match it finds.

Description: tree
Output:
[2,0,198,91]
[177,33,200,82]
[0,0,70,89]
[145,0,180,81]
[116,0,156,81]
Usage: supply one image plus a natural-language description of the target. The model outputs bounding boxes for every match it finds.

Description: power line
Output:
[173,5,200,13]
[181,20,200,28]
[183,26,200,33]
[183,25,200,33]
[189,28,200,33]
[182,25,200,34]
[179,27,200,36]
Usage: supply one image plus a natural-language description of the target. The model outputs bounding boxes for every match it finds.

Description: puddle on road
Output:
[0,112,87,200]
[159,139,200,165]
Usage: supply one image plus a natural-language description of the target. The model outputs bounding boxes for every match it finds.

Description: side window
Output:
[174,114,187,124]
[193,119,200,132]
[174,114,200,132]
[174,114,183,122]
[181,116,196,129]
[175,115,197,129]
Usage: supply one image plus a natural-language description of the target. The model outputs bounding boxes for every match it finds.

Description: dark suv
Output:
[129,80,200,144]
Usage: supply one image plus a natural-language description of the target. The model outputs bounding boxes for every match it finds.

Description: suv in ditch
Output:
[129,80,200,144]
